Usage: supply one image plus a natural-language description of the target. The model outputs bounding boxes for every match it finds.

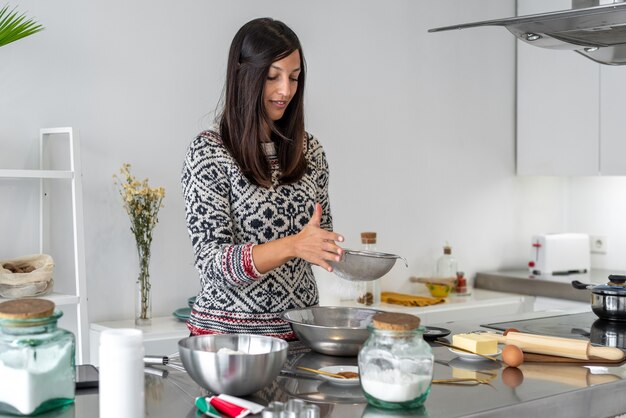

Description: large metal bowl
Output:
[178,334,288,396]
[329,250,407,281]
[282,306,379,356]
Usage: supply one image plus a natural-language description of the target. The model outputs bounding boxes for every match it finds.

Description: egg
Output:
[501,366,524,388]
[502,344,524,367]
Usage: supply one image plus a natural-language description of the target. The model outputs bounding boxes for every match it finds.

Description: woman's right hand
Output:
[250,203,344,274]
[292,203,344,272]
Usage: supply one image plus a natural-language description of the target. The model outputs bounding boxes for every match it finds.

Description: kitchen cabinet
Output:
[516,40,599,175]
[0,128,89,363]
[599,65,626,175]
[516,1,626,176]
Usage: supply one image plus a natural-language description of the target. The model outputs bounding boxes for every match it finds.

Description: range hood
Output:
[429,1,626,65]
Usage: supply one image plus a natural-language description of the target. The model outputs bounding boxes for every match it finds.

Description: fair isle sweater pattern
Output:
[181,128,333,338]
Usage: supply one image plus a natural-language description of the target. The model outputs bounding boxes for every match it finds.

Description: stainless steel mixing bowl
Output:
[329,250,407,281]
[282,306,379,356]
[178,334,288,396]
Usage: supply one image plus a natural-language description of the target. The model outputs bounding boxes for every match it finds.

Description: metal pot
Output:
[572,275,626,321]
[590,319,626,349]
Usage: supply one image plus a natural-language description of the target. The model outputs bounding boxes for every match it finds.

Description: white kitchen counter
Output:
[475,268,625,302]
[337,288,535,325]
[89,288,534,365]
[90,316,188,366]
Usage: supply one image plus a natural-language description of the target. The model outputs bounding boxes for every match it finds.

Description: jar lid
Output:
[372,312,421,331]
[583,275,626,296]
[100,328,143,349]
[361,231,377,244]
[0,298,55,319]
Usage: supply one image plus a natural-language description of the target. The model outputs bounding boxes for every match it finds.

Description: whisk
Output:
[143,352,185,372]
[144,352,205,401]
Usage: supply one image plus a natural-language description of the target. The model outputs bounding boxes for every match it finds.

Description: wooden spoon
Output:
[433,378,492,385]
[297,366,351,379]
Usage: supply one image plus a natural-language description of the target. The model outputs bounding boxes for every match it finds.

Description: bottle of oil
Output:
[357,232,381,306]
[436,242,457,279]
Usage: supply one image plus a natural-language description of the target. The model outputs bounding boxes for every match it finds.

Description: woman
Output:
[181,18,344,338]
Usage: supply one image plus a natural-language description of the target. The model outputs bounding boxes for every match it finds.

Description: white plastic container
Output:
[99,329,144,418]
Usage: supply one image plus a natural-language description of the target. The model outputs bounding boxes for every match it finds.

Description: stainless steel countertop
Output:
[9,309,626,418]
[475,268,626,302]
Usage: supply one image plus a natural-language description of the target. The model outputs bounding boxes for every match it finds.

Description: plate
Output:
[423,326,451,340]
[448,348,501,361]
[173,307,191,321]
[316,366,360,386]
[448,357,502,371]
[278,374,365,404]
[317,381,365,399]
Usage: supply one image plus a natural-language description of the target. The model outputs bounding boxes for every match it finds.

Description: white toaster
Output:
[529,233,590,275]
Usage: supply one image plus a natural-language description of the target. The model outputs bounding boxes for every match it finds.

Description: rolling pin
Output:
[516,364,621,388]
[481,331,625,361]
[409,276,456,286]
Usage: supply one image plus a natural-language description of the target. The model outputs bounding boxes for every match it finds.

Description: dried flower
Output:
[114,163,165,322]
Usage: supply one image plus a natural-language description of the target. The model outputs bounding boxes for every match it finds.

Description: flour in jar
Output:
[361,369,431,403]
[0,342,74,415]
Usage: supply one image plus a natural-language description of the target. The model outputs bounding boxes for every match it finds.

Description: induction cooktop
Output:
[483,312,626,350]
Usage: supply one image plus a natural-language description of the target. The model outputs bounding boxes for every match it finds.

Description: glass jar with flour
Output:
[358,312,433,409]
[0,299,75,416]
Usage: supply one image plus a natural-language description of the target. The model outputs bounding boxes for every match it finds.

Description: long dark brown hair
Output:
[219,18,307,188]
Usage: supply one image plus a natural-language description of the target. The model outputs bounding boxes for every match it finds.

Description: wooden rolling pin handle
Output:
[481,331,624,361]
[588,373,621,386]
[587,345,625,361]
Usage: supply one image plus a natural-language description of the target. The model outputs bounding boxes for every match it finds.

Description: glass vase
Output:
[135,255,152,326]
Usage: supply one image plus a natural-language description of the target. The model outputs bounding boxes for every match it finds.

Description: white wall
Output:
[1,0,570,322]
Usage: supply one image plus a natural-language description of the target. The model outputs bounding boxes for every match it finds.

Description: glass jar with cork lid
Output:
[358,312,433,409]
[0,299,75,416]
[356,231,381,306]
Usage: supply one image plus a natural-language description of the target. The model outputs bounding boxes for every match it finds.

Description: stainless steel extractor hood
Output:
[429,1,626,65]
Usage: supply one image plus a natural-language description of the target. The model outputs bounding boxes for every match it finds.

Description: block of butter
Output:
[452,368,496,381]
[452,333,498,354]
[452,368,480,380]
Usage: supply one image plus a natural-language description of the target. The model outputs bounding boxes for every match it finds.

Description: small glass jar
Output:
[358,313,433,409]
[356,232,381,306]
[0,299,75,416]
[455,271,471,296]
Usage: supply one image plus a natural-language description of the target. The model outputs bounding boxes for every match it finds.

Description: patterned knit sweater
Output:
[181,127,333,339]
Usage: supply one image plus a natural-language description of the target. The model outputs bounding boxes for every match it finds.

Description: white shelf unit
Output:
[0,127,89,363]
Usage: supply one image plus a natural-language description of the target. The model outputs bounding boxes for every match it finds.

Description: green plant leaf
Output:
[0,5,44,48]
